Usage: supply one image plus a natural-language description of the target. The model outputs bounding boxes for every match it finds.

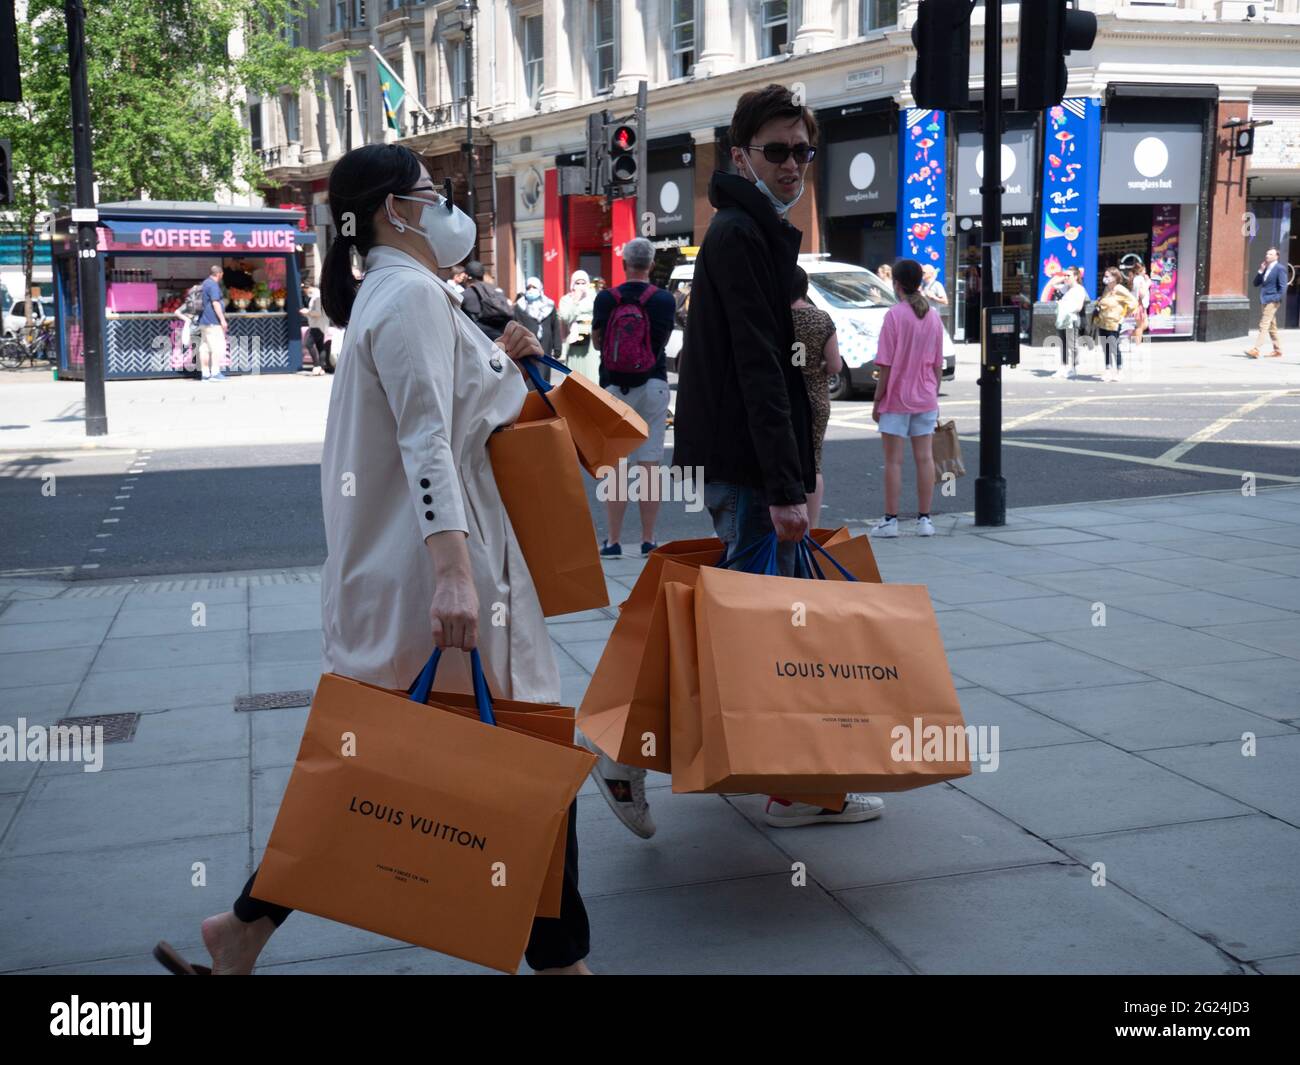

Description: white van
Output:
[665,255,955,400]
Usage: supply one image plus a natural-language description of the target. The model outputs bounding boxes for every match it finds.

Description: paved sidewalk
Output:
[1,486,1298,974]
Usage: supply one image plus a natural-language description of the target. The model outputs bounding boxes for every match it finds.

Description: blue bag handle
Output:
[797,535,859,582]
[408,647,497,726]
[716,532,780,576]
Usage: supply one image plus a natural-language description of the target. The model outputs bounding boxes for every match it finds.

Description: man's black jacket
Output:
[671,170,815,505]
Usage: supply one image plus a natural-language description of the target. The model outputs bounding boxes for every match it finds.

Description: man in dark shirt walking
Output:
[197,264,228,381]
[592,237,676,558]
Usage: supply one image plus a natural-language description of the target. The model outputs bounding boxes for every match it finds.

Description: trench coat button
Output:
[423,494,432,504]
[489,355,503,372]
[420,478,430,489]
[424,510,435,521]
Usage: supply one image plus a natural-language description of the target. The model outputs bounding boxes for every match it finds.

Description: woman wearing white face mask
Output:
[513,275,562,382]
[558,270,597,382]
[162,145,594,977]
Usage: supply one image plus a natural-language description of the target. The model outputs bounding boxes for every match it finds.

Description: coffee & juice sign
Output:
[96,224,301,253]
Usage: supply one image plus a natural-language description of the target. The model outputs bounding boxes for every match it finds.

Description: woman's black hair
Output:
[892,259,929,320]
[320,144,424,326]
[790,265,809,303]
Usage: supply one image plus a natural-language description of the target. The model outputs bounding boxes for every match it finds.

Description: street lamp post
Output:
[457,0,478,245]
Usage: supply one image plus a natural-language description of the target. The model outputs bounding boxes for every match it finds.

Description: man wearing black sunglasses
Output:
[673,83,819,579]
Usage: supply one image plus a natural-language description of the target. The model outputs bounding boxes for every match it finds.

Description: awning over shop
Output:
[96,220,316,252]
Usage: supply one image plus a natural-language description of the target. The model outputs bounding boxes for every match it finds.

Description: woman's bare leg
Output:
[912,434,936,515]
[807,472,825,529]
[200,912,278,975]
[881,434,904,515]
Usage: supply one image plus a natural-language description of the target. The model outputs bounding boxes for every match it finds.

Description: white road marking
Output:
[1157,390,1289,463]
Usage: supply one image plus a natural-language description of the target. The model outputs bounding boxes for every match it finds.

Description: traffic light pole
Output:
[974,0,1005,526]
[66,0,106,436]
[634,81,647,227]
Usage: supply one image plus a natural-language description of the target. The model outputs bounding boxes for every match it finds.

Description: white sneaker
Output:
[1053,367,1068,380]
[869,517,899,538]
[575,731,656,839]
[764,793,886,828]
[1067,366,1078,380]
[915,516,935,537]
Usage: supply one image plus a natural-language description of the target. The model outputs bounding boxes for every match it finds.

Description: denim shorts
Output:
[878,409,939,438]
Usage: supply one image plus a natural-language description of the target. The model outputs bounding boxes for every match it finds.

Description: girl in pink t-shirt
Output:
[870,258,945,538]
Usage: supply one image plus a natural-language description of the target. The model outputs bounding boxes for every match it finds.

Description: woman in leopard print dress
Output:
[791,267,842,528]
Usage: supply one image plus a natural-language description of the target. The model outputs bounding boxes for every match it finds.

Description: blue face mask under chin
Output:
[741,151,804,218]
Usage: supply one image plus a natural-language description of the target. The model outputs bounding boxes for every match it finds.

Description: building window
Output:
[671,0,694,79]
[593,0,616,94]
[413,50,427,105]
[519,238,543,294]
[446,37,467,103]
[283,93,300,143]
[354,71,369,138]
[330,77,346,148]
[522,15,544,107]
[353,0,368,26]
[333,0,346,29]
[862,0,897,32]
[249,101,263,151]
[760,0,788,58]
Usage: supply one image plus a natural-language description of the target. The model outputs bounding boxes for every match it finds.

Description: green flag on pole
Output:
[375,53,405,132]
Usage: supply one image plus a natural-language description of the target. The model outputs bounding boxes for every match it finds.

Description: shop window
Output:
[760,1,789,58]
[519,238,544,293]
[862,0,897,32]
[249,101,263,151]
[593,0,617,95]
[414,50,427,105]
[671,0,695,79]
[282,94,300,144]
[522,15,544,107]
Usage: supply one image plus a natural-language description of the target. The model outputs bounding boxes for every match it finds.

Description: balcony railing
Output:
[405,101,464,136]
[257,144,302,169]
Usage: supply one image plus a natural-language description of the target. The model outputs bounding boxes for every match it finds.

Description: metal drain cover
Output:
[235,690,313,712]
[52,713,140,744]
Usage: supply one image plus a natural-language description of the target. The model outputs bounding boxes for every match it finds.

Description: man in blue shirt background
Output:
[198,264,229,380]
[1247,247,1286,359]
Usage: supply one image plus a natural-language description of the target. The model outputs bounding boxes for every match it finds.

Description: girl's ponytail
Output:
[891,259,930,320]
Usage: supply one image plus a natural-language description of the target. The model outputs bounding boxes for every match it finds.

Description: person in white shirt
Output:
[1052,267,1089,379]
[1127,260,1151,345]
[921,263,949,307]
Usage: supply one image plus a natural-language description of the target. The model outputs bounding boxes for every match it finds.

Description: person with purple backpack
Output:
[591,236,676,558]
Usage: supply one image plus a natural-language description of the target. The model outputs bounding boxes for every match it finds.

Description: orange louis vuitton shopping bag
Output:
[252,649,594,973]
[520,355,648,477]
[667,535,970,797]
[489,396,608,617]
[577,529,877,774]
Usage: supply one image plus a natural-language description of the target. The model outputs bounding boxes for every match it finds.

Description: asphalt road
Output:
[2,366,1297,579]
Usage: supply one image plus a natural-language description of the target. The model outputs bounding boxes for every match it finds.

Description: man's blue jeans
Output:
[703,481,803,577]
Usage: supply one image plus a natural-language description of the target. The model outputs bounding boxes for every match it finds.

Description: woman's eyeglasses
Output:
[744,143,817,165]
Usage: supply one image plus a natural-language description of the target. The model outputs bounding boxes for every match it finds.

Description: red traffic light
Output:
[611,124,636,153]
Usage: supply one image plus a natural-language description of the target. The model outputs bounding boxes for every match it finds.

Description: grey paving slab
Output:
[251,705,310,769]
[950,741,1252,838]
[1147,657,1300,722]
[727,784,1060,889]
[0,645,96,690]
[0,682,82,723]
[543,619,617,643]
[1092,500,1209,520]
[922,573,1058,606]
[40,704,248,776]
[1079,521,1236,543]
[0,831,248,972]
[1054,815,1300,962]
[71,660,250,714]
[1235,553,1300,577]
[89,629,250,673]
[1015,681,1296,752]
[546,607,618,625]
[1036,539,1190,565]
[576,791,789,897]
[945,642,1148,696]
[559,637,608,674]
[1198,576,1300,613]
[253,909,419,969]
[550,642,592,678]
[1199,619,1300,660]
[837,863,1240,974]
[1139,535,1300,562]
[251,629,322,666]
[1165,512,1292,534]
[2,758,249,857]
[1255,955,1300,975]
[0,759,37,794]
[933,547,1098,578]
[585,873,908,975]
[955,686,1093,751]
[14,953,171,976]
[1115,557,1286,589]
[0,793,20,836]
[249,602,322,635]
[251,764,291,857]
[250,661,322,695]
[960,594,1151,634]
[119,586,248,611]
[1232,525,1300,547]
[257,944,492,975]
[248,583,323,608]
[873,556,990,580]
[1012,506,1156,528]
[1143,733,1300,826]
[1020,568,1192,600]
[560,672,591,708]
[981,527,1109,546]
[107,602,248,638]
[0,616,114,654]
[1119,591,1296,628]
[0,597,123,625]
[936,610,1044,651]
[1048,621,1275,672]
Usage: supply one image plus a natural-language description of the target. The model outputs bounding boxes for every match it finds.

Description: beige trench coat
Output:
[320,244,560,703]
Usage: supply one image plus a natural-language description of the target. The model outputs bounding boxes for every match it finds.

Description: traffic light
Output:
[0,138,11,207]
[0,0,20,104]
[609,121,637,186]
[1016,0,1097,112]
[910,0,971,112]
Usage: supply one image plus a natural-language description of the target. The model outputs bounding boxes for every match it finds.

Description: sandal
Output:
[153,940,212,976]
